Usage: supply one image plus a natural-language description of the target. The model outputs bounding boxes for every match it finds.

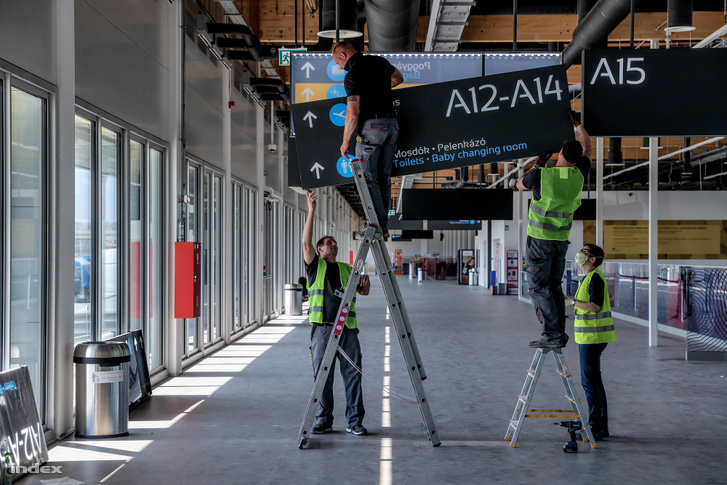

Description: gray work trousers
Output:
[310,324,365,428]
[524,236,570,340]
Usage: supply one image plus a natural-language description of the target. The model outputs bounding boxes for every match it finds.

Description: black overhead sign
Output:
[428,220,483,231]
[401,189,513,220]
[291,65,574,189]
[582,49,727,137]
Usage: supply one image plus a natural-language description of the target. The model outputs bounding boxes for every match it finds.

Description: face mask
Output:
[574,252,588,266]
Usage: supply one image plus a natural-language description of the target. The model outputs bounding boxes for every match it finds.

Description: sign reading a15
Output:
[588,57,646,85]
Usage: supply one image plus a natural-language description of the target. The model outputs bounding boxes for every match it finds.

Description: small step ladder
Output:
[505,347,596,449]
[297,159,440,449]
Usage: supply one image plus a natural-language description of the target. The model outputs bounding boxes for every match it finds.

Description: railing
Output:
[538,261,727,356]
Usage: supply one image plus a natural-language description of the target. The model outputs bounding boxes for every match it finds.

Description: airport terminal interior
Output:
[1,1,726,484]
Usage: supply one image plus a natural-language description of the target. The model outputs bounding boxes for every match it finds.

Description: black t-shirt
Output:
[586,272,605,308]
[343,51,397,133]
[305,255,344,324]
[522,160,590,201]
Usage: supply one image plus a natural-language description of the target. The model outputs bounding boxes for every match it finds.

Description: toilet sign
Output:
[291,64,574,189]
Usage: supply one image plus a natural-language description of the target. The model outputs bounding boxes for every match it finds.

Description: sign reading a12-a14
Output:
[291,64,574,189]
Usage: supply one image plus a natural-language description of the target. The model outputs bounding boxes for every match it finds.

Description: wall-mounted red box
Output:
[175,242,201,318]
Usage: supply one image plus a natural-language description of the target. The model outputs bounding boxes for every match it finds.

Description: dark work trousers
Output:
[524,236,570,340]
[579,342,609,433]
[310,325,365,428]
[355,118,399,228]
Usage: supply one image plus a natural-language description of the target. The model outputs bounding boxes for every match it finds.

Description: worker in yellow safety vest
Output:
[566,243,616,441]
[517,111,591,349]
[303,190,371,437]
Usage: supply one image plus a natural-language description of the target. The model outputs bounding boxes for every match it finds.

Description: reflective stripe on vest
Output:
[574,268,616,344]
[527,167,583,241]
[307,258,357,329]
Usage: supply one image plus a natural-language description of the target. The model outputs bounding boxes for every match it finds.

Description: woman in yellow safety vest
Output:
[567,243,616,441]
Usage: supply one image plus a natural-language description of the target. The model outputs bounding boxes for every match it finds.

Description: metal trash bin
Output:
[284,283,303,316]
[74,341,131,438]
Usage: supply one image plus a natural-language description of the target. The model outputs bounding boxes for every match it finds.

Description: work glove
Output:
[570,110,581,127]
[536,152,552,167]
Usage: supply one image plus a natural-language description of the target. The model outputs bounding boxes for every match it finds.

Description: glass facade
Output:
[9,86,47,415]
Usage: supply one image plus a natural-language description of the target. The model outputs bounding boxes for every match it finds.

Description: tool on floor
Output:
[505,347,596,449]
[556,420,583,453]
[297,160,440,449]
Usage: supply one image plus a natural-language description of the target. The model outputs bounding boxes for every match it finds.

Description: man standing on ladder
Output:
[517,112,591,348]
[566,243,616,440]
[303,190,371,436]
[332,41,404,240]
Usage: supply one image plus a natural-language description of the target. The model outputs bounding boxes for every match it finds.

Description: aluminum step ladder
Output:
[505,347,596,449]
[297,160,440,449]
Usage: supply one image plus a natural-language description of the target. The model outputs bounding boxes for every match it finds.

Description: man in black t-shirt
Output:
[332,41,404,240]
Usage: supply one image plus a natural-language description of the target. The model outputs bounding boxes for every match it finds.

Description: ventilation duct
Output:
[307,0,364,52]
[607,137,623,165]
[248,78,290,103]
[365,0,421,52]
[318,0,361,39]
[666,0,695,33]
[562,0,641,67]
[205,22,279,62]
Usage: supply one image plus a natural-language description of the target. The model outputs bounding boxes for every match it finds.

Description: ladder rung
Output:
[525,414,580,418]
[529,409,575,413]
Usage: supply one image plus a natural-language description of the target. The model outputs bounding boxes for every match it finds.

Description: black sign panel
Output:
[401,189,513,220]
[292,65,574,188]
[0,367,49,482]
[401,230,434,239]
[428,220,483,231]
[288,136,303,189]
[108,329,152,410]
[582,49,727,136]
[387,214,424,230]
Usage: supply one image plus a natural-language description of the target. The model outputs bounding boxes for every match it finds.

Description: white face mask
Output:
[575,251,588,266]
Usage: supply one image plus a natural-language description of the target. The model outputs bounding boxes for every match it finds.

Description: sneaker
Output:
[311,423,332,434]
[528,337,566,348]
[346,424,368,436]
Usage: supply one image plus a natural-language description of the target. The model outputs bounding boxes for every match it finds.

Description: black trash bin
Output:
[73,341,131,438]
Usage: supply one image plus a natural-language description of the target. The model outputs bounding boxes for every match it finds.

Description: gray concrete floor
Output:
[19,277,727,485]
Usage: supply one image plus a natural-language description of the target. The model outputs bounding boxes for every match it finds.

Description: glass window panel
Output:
[185,164,198,354]
[148,148,163,369]
[233,184,241,330]
[74,116,93,345]
[212,175,222,341]
[202,171,210,344]
[100,127,119,340]
[129,140,143,332]
[10,86,46,414]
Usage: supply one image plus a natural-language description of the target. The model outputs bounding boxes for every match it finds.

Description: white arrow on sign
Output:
[310,162,324,179]
[303,111,318,128]
[301,87,315,102]
[301,61,315,78]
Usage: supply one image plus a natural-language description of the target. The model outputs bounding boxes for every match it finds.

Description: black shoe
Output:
[346,424,368,436]
[382,227,390,241]
[592,429,606,441]
[528,337,566,348]
[311,423,332,434]
[602,428,610,438]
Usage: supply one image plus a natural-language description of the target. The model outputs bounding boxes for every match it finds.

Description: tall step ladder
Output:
[505,347,596,449]
[297,160,440,449]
